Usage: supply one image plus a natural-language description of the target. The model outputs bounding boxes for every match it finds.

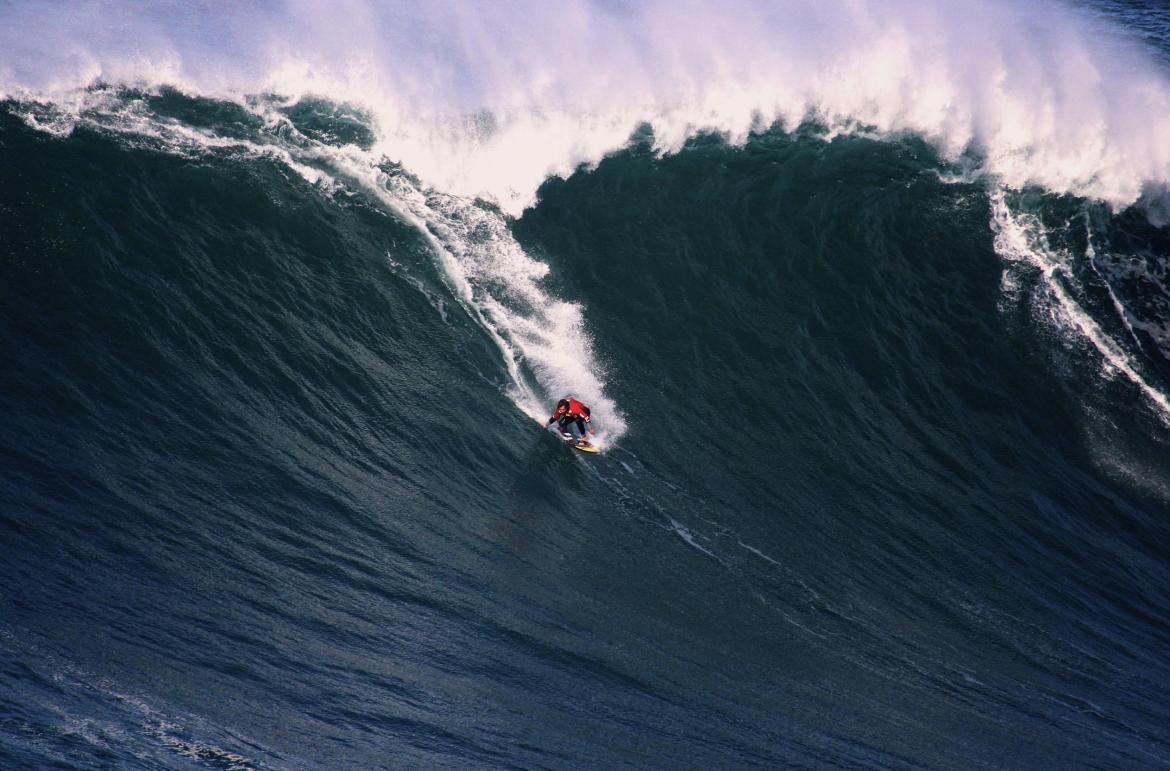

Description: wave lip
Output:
[5,0,1170,216]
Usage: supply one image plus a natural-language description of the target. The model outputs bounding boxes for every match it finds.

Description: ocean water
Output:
[3,1,1170,768]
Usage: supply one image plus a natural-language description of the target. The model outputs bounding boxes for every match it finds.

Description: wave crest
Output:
[3,1,1170,214]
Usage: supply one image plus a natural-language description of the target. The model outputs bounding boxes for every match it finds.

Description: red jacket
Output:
[550,397,590,422]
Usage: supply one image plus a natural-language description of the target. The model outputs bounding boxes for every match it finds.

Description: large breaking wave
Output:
[5,1,1170,768]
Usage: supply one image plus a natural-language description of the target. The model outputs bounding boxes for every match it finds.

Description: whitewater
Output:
[5,0,1170,212]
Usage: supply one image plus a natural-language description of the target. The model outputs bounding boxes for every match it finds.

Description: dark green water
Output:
[3,64,1170,771]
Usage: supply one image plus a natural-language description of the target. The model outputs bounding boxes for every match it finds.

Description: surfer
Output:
[547,397,593,442]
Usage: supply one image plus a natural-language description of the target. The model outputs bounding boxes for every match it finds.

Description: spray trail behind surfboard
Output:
[368,167,628,447]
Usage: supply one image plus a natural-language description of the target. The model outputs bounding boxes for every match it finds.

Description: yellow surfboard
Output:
[553,427,600,453]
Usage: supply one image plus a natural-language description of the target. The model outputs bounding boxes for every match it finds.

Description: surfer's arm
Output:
[548,402,570,424]
[548,399,570,424]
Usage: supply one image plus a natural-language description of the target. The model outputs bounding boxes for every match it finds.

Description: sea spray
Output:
[4,0,1170,215]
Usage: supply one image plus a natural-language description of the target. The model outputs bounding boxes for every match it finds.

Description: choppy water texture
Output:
[4,1,1170,768]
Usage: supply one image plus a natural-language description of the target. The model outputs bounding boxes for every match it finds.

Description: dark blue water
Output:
[4,6,1170,769]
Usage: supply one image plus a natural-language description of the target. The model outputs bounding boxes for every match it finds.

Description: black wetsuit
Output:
[557,414,588,438]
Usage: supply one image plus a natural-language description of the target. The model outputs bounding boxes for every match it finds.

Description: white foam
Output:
[990,191,1170,421]
[4,1,1170,216]
[362,165,628,443]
